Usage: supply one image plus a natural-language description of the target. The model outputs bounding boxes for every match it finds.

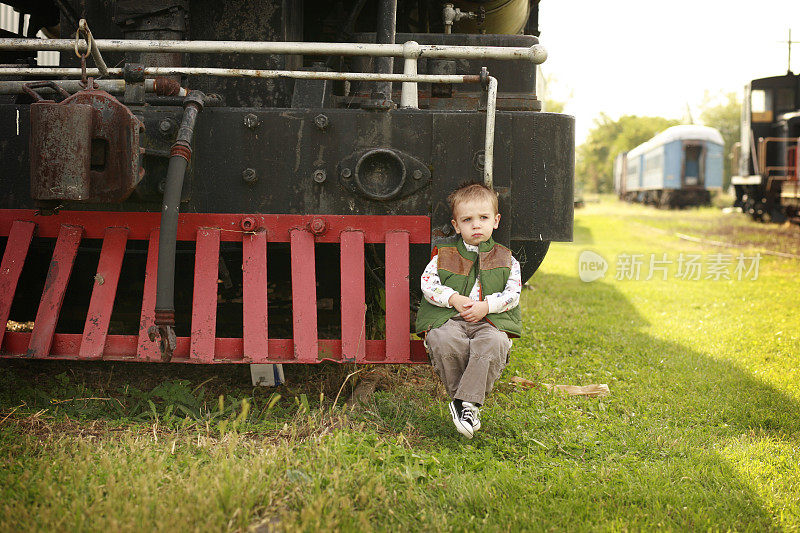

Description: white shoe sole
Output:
[449,402,473,439]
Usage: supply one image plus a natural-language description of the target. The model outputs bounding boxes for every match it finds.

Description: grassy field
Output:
[2,198,799,532]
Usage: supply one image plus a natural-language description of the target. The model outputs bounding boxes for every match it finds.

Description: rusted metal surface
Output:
[30,101,94,200]
[153,76,181,96]
[29,87,144,202]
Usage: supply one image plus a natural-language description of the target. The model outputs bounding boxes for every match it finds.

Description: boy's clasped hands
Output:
[448,293,489,323]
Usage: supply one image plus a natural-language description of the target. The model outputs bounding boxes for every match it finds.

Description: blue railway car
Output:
[614,125,724,208]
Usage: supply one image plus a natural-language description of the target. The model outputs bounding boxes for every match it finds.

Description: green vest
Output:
[415,237,522,337]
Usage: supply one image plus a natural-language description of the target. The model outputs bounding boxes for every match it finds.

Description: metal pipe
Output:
[373,0,397,103]
[0,78,195,97]
[0,78,160,95]
[400,41,420,108]
[484,76,498,188]
[0,66,482,84]
[0,38,548,63]
[154,90,205,361]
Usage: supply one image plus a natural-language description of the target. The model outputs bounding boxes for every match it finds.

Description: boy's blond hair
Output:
[447,182,499,216]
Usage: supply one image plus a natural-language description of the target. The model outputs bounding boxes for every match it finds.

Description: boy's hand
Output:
[448,293,473,314]
[460,300,489,322]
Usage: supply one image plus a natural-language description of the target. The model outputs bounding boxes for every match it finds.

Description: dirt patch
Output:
[633,210,800,257]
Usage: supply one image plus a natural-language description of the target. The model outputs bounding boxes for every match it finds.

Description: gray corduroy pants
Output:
[425,317,512,405]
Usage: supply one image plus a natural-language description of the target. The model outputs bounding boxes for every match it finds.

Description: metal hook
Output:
[73,18,108,85]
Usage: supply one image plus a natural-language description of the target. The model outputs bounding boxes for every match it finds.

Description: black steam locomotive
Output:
[0,1,573,365]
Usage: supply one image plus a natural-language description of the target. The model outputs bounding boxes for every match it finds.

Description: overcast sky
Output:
[538,0,800,143]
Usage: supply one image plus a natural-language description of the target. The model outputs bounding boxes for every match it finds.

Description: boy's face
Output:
[451,197,500,246]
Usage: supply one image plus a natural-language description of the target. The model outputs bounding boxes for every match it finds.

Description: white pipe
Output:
[0,66,481,84]
[484,76,498,188]
[0,38,548,64]
[400,41,420,108]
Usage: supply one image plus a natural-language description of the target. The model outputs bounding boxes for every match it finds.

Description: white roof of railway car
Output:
[628,125,724,158]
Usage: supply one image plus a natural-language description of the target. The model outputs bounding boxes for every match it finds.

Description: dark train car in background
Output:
[732,72,800,223]
[0,1,574,367]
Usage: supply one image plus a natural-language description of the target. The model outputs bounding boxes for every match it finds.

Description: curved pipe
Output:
[153,90,205,360]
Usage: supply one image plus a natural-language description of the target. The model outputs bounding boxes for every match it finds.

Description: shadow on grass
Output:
[379,272,799,528]
[0,272,796,528]
[0,358,378,425]
[573,220,594,245]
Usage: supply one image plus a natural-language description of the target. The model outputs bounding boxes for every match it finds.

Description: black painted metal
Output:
[1,105,573,244]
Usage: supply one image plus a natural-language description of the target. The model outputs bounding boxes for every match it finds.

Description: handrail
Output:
[0,37,548,63]
[0,66,481,84]
[757,136,799,176]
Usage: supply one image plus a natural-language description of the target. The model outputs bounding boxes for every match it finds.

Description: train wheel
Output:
[511,240,551,284]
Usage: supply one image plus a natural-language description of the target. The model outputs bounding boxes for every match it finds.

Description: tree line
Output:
[575,92,741,194]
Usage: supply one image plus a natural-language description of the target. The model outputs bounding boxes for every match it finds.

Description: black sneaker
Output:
[449,401,473,439]
[462,401,481,431]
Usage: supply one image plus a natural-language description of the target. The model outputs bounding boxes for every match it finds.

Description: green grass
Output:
[2,199,799,531]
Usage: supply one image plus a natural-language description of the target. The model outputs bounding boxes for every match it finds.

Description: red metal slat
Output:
[2,332,429,363]
[0,210,430,243]
[28,224,83,357]
[340,231,366,363]
[0,220,35,348]
[79,227,128,359]
[384,231,410,362]
[137,229,160,361]
[242,229,268,363]
[190,228,220,363]
[290,229,318,362]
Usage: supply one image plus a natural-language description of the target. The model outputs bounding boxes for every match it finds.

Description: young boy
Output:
[416,183,522,438]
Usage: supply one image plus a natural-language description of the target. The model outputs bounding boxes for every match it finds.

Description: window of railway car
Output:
[627,159,639,177]
[751,89,773,122]
[646,152,663,171]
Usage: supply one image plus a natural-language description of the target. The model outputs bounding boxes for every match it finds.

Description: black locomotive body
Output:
[0,1,574,364]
